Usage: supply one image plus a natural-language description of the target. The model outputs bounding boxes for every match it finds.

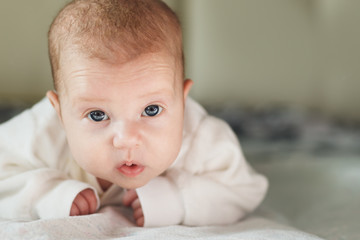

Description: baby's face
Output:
[48,53,192,189]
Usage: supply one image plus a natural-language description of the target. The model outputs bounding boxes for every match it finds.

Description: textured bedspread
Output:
[235,107,360,240]
[0,206,324,240]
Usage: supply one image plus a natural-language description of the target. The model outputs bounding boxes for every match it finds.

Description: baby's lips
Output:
[117,163,144,177]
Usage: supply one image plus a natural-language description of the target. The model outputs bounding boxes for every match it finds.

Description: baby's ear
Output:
[46,91,62,121]
[183,79,193,100]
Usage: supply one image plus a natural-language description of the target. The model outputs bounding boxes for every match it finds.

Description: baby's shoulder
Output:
[183,97,207,133]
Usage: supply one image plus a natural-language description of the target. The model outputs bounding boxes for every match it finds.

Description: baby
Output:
[0,0,267,227]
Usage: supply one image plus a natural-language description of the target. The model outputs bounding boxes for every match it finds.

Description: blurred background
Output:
[0,0,360,120]
[0,0,359,121]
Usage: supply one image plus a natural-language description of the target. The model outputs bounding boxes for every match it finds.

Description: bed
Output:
[1,104,359,239]
[217,105,360,240]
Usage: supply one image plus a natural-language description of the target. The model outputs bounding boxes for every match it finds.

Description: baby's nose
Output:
[112,121,141,150]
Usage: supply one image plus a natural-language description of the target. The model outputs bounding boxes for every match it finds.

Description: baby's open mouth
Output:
[117,163,144,177]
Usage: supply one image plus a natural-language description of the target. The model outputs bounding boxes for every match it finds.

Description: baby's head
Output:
[49,0,184,91]
[46,0,192,189]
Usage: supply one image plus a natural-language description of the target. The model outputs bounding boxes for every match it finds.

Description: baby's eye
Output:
[142,105,163,117]
[88,110,109,122]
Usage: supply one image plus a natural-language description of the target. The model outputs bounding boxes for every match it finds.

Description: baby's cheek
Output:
[157,136,182,167]
[69,140,98,170]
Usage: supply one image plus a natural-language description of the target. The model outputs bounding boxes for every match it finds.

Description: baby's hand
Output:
[123,189,144,227]
[70,188,98,216]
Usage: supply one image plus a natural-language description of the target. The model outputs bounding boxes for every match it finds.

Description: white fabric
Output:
[0,97,267,227]
[136,177,184,226]
[0,206,325,240]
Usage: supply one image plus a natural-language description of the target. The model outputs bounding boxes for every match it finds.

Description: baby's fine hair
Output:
[48,0,183,91]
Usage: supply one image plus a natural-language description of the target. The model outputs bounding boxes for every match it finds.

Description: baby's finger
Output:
[131,198,141,210]
[133,206,143,220]
[80,189,97,214]
[123,189,138,206]
[74,191,90,215]
[136,216,144,227]
[70,203,80,216]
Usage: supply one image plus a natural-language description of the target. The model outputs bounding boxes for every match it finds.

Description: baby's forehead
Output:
[88,52,179,76]
[60,51,182,92]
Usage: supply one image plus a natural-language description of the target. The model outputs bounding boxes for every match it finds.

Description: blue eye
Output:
[142,105,163,117]
[88,110,109,122]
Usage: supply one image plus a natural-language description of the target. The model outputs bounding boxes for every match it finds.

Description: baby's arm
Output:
[0,98,99,219]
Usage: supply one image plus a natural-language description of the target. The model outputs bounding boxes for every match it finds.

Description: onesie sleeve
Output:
[136,177,184,226]
[0,98,99,220]
[136,102,268,227]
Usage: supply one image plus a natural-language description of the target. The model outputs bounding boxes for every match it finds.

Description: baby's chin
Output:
[112,177,151,190]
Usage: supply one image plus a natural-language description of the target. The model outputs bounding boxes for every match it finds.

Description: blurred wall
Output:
[312,0,360,120]
[0,0,359,120]
[0,0,67,103]
[180,0,360,120]
[181,0,314,108]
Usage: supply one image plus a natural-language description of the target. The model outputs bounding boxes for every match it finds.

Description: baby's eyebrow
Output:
[77,96,107,102]
[71,96,108,108]
[138,89,175,99]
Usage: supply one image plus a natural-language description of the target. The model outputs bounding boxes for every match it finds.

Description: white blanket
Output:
[0,206,324,240]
